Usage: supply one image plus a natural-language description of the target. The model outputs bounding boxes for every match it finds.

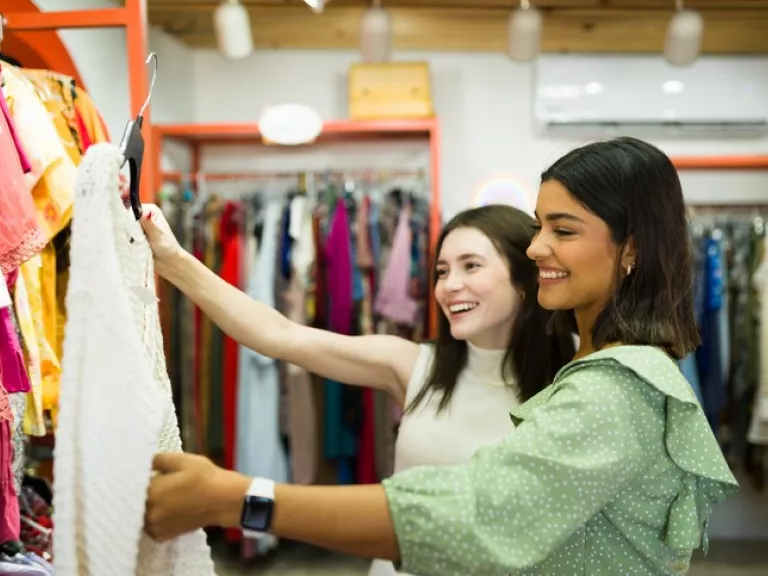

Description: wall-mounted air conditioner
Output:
[534,55,768,138]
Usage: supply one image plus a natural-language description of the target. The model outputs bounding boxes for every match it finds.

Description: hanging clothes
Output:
[0,104,46,275]
[322,199,358,482]
[280,195,318,485]
[680,213,766,488]
[160,175,433,495]
[55,144,215,575]
[0,406,20,545]
[236,199,289,484]
[696,235,725,431]
[0,69,31,173]
[748,233,768,444]
[11,272,46,437]
[1,64,76,241]
[219,203,244,473]
[374,204,419,327]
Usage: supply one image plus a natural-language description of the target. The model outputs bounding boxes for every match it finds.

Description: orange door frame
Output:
[2,0,153,201]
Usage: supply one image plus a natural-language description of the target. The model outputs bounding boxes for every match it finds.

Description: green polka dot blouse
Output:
[383,345,739,575]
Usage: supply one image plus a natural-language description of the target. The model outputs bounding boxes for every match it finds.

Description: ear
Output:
[621,236,637,270]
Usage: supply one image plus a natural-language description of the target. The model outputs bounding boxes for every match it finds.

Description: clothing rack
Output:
[153,119,442,338]
[161,168,429,182]
[1,0,152,202]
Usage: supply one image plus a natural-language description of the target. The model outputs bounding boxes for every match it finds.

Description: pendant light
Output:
[303,0,329,13]
[507,0,542,63]
[664,0,704,67]
[213,0,254,60]
[360,1,392,63]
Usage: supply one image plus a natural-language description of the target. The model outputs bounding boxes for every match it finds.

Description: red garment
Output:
[0,108,46,274]
[0,416,20,544]
[0,67,31,173]
[356,388,378,483]
[193,240,204,454]
[218,203,244,543]
[0,306,30,394]
[74,108,93,154]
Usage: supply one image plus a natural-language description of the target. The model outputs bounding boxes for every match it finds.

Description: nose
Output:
[442,270,464,293]
[526,232,551,261]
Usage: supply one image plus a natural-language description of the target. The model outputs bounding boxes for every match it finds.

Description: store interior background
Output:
[20,0,768,573]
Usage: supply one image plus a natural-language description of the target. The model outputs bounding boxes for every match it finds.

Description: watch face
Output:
[241,495,274,532]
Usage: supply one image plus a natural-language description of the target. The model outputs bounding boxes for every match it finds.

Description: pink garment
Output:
[0,306,31,394]
[0,412,20,543]
[374,206,418,326]
[324,199,354,335]
[0,69,32,173]
[0,108,46,275]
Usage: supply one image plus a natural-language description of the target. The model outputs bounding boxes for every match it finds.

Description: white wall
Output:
[190,49,768,219]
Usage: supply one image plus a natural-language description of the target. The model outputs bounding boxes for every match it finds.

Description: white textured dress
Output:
[54,143,217,575]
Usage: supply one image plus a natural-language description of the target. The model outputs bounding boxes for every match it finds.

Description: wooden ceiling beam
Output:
[147,5,768,54]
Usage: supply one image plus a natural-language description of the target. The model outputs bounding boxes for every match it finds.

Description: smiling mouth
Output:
[538,269,570,286]
[448,303,478,317]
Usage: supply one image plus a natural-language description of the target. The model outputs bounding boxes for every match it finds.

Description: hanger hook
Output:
[138,52,158,119]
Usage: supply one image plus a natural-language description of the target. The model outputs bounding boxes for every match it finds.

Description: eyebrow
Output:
[436,253,485,266]
[533,211,586,224]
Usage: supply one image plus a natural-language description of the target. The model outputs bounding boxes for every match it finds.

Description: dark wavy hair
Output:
[540,136,700,359]
[406,205,575,415]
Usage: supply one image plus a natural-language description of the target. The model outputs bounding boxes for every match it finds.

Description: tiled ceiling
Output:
[146,0,768,53]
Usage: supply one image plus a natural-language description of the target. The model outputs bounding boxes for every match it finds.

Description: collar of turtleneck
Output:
[465,342,509,386]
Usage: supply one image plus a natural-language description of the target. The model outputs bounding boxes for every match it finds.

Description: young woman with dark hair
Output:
[143,137,738,575]
[137,201,573,576]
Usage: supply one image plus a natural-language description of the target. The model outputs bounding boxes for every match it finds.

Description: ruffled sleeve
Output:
[585,346,740,551]
[382,345,739,575]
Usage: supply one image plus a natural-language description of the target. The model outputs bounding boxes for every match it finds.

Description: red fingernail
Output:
[147,212,153,222]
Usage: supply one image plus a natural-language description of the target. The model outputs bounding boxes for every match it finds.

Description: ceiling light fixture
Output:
[213,0,254,60]
[259,104,324,146]
[303,0,329,14]
[664,0,704,67]
[507,0,542,63]
[360,1,392,63]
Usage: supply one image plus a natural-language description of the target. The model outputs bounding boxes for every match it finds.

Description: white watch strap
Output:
[246,477,275,499]
[242,477,275,538]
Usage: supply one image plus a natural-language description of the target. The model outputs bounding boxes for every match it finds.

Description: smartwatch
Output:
[240,477,275,537]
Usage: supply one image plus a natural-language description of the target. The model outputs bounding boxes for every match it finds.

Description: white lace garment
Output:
[54,143,217,575]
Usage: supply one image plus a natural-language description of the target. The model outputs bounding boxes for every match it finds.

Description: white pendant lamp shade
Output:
[664,9,703,67]
[303,0,328,13]
[507,6,542,63]
[360,7,392,63]
[213,0,254,60]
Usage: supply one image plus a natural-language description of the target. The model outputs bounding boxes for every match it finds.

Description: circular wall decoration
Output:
[472,175,535,216]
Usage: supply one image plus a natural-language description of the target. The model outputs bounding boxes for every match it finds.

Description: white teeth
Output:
[540,270,569,279]
[449,303,478,313]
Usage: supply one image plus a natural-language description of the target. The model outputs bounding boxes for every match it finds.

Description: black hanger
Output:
[118,52,158,220]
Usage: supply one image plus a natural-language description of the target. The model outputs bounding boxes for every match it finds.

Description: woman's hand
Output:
[139,204,185,275]
[144,452,250,542]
